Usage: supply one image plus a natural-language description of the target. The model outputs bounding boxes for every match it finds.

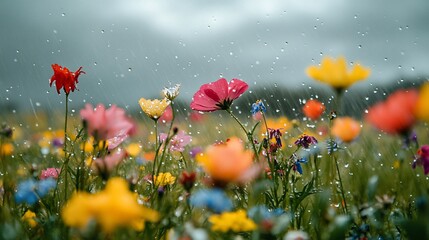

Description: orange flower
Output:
[366,89,418,134]
[302,99,325,120]
[197,137,253,183]
[331,117,361,143]
[415,82,429,123]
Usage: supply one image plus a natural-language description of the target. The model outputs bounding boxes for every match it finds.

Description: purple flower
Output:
[413,145,429,175]
[189,146,203,158]
[294,135,318,149]
[268,128,282,148]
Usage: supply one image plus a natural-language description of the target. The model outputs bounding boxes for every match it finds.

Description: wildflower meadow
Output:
[1,57,429,240]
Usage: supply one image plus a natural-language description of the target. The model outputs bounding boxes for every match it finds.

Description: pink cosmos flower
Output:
[40,168,61,180]
[80,104,136,149]
[92,149,127,178]
[160,131,192,152]
[190,78,248,112]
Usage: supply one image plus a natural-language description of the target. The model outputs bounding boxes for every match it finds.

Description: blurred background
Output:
[0,0,428,116]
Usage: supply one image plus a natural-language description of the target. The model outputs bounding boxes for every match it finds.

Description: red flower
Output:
[366,89,418,134]
[49,64,85,95]
[302,99,325,120]
[190,78,248,112]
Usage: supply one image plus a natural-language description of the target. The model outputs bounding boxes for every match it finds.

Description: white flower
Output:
[284,230,309,240]
[162,83,181,100]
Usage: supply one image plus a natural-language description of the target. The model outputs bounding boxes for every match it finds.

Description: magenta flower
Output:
[190,78,248,112]
[80,104,136,149]
[40,168,61,180]
[413,145,429,175]
[160,131,192,152]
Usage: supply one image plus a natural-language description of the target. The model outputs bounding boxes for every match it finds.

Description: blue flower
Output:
[37,178,57,196]
[189,188,233,213]
[294,158,308,174]
[15,178,57,205]
[251,100,266,115]
[15,179,38,205]
[248,205,285,222]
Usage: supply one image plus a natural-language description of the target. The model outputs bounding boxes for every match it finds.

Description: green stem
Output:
[63,94,69,201]
[157,103,176,176]
[226,109,259,161]
[151,120,159,188]
[334,155,348,214]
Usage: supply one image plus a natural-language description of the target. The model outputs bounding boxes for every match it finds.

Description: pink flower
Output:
[92,149,127,178]
[40,168,61,180]
[159,105,173,123]
[80,104,136,149]
[160,131,192,152]
[190,78,248,112]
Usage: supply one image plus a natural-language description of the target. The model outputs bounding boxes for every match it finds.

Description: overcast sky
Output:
[1,0,428,111]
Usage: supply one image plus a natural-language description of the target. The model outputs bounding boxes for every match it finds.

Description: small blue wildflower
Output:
[15,179,38,205]
[189,188,233,213]
[326,139,339,155]
[248,205,285,222]
[251,100,266,115]
[37,178,57,196]
[15,178,57,205]
[294,158,308,174]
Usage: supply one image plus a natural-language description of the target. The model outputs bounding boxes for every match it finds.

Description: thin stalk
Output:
[157,103,176,176]
[226,109,259,161]
[151,120,159,188]
[63,94,70,200]
[334,155,348,214]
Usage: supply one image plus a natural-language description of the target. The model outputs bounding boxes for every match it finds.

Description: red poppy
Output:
[190,78,248,112]
[49,64,85,95]
[366,89,418,134]
[302,99,325,120]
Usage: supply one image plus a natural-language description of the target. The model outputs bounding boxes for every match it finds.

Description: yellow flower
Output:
[0,143,14,156]
[197,137,253,183]
[393,160,401,169]
[21,210,37,227]
[62,177,159,233]
[415,82,429,123]
[209,210,257,232]
[307,56,370,91]
[126,143,142,157]
[139,98,170,120]
[154,172,176,186]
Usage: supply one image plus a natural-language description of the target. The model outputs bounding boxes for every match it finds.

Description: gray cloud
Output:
[1,0,428,112]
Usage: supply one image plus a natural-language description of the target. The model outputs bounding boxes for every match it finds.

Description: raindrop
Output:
[357,45,362,49]
[101,30,105,34]
[61,13,66,17]
[128,68,132,72]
